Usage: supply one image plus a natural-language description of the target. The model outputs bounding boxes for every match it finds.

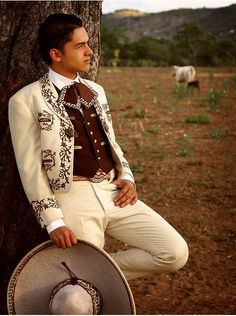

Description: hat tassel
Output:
[61,261,78,285]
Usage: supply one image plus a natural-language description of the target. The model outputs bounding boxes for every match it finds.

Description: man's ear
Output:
[49,48,62,63]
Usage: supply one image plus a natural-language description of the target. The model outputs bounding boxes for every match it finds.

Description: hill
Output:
[102,5,236,41]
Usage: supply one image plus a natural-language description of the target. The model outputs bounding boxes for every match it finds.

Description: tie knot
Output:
[58,82,97,109]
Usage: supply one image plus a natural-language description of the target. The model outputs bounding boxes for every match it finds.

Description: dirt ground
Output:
[98,67,236,314]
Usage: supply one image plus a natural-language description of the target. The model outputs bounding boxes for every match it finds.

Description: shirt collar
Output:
[48,68,80,91]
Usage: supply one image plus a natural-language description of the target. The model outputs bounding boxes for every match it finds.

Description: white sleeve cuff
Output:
[46,219,66,234]
[120,173,135,187]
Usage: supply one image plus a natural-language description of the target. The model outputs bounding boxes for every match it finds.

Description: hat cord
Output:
[61,261,78,285]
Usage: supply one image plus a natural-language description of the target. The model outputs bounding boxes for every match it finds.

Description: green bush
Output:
[185,114,212,124]
[205,89,223,110]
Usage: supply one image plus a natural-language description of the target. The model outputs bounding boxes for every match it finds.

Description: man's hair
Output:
[38,13,83,65]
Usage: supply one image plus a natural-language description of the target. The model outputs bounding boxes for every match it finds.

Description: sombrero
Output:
[7,240,136,315]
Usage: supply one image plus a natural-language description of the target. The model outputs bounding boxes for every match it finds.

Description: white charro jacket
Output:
[9,73,134,228]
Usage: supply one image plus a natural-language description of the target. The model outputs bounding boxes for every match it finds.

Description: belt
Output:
[73,168,115,183]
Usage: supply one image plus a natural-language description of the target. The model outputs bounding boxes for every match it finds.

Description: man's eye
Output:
[77,44,85,48]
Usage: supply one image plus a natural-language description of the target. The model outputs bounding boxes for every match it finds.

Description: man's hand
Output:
[112,179,138,207]
[49,226,77,249]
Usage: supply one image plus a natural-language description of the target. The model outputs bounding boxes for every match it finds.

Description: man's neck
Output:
[48,68,80,91]
[50,65,77,80]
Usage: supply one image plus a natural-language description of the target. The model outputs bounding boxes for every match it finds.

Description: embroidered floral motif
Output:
[122,161,130,169]
[103,103,113,122]
[39,74,74,191]
[42,150,56,171]
[58,120,72,184]
[31,197,60,226]
[48,121,73,191]
[93,99,103,118]
[39,74,71,124]
[38,110,55,131]
[49,178,66,191]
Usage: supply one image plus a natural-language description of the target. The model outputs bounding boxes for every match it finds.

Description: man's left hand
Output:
[112,179,138,207]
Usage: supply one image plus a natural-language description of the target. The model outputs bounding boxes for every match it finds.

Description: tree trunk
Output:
[0,1,102,313]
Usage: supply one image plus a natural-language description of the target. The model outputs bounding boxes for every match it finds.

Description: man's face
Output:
[53,27,93,76]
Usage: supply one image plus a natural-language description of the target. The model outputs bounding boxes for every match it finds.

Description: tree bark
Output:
[0,1,102,313]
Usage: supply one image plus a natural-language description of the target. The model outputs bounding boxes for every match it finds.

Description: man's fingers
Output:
[54,238,61,248]
[70,231,78,245]
[121,193,137,207]
[50,227,77,249]
[115,189,132,205]
[65,233,72,248]
[114,185,130,203]
[59,235,66,249]
[131,195,138,205]
[112,179,137,207]
[115,190,138,207]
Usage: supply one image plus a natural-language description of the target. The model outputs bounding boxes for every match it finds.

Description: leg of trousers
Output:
[55,180,188,280]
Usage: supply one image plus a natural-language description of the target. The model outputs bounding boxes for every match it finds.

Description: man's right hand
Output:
[49,226,77,249]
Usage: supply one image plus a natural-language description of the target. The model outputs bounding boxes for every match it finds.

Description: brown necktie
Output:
[58,82,97,111]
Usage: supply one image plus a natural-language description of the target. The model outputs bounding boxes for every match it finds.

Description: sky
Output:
[102,0,236,14]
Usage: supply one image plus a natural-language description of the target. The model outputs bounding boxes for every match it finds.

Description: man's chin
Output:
[79,66,91,73]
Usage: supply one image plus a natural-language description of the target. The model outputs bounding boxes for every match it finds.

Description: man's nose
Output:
[86,45,93,56]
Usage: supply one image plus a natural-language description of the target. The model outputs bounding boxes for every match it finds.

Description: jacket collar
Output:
[48,67,80,90]
[39,73,104,128]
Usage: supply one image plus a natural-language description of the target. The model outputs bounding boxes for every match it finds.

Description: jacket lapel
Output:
[39,73,72,127]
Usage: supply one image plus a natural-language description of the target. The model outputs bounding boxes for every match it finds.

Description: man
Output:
[9,13,188,280]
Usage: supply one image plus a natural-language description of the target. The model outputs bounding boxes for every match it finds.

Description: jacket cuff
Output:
[31,197,63,228]
[46,219,66,234]
[120,173,136,188]
[121,173,134,183]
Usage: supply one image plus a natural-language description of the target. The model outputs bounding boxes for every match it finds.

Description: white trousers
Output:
[55,179,188,280]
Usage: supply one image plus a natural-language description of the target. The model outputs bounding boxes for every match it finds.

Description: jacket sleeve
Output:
[100,87,135,184]
[8,94,64,229]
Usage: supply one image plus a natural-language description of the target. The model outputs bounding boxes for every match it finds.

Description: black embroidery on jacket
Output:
[39,74,71,124]
[38,110,55,131]
[42,150,56,171]
[31,197,60,226]
[59,121,72,182]
[48,121,72,191]
[103,103,112,122]
[49,178,65,191]
[122,161,130,169]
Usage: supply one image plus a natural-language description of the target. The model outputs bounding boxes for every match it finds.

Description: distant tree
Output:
[101,20,236,67]
[101,25,127,65]
[197,34,220,66]
[173,22,204,65]
[120,36,171,66]
[217,38,236,65]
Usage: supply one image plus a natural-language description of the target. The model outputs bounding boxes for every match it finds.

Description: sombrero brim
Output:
[7,240,136,315]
